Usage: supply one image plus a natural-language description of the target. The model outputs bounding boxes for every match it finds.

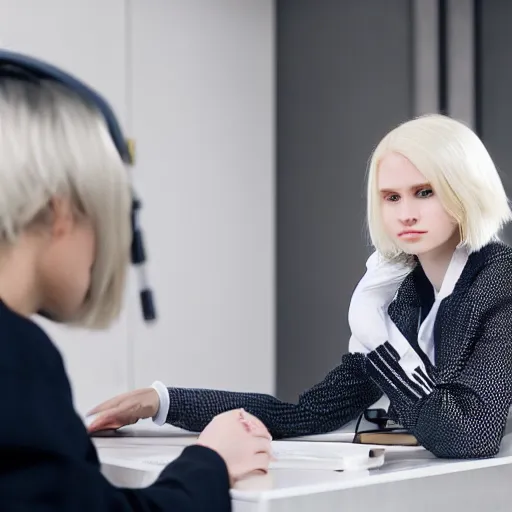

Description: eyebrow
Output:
[379,182,431,194]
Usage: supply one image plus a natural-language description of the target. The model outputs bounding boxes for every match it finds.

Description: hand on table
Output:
[197,409,273,485]
[86,387,159,433]
[86,389,273,485]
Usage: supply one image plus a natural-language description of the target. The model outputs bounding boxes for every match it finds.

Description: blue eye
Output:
[417,188,433,198]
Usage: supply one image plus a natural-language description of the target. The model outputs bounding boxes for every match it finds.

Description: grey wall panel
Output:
[477,0,512,243]
[446,0,475,128]
[412,0,440,115]
[276,0,413,401]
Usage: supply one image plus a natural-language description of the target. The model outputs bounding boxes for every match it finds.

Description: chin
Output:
[400,241,453,259]
[397,242,434,256]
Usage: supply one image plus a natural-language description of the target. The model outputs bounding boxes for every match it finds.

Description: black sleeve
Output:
[0,366,231,512]
[366,296,512,459]
[165,352,383,439]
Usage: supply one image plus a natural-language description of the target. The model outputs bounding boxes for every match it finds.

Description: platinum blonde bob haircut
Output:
[367,113,512,260]
[0,77,131,328]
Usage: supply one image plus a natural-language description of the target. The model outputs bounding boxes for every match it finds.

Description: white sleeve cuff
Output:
[150,380,170,426]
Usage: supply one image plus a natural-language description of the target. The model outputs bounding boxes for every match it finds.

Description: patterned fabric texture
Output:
[166,241,512,459]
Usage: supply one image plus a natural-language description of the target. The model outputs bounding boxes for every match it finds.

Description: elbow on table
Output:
[424,431,501,460]
[412,401,505,460]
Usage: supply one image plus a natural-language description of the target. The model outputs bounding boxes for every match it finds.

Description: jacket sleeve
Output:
[366,293,512,459]
[0,366,231,512]
[165,352,382,439]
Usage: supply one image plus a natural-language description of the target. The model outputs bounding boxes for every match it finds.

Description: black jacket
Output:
[0,301,231,511]
[163,241,512,459]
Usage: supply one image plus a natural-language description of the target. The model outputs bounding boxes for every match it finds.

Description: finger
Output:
[87,419,124,432]
[249,452,271,473]
[246,423,272,440]
[239,413,271,439]
[251,437,273,456]
[240,410,267,429]
[87,409,126,432]
[88,421,122,433]
[239,415,269,435]
[87,417,123,433]
[240,419,252,433]
[87,396,126,416]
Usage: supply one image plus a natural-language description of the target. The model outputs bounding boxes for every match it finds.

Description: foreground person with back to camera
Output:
[0,50,272,511]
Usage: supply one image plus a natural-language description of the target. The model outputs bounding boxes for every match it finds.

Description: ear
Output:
[48,197,75,238]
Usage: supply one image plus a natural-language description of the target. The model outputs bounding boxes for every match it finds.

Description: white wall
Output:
[0,0,275,416]
[128,0,275,395]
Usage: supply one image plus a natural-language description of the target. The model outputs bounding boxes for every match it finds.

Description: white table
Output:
[93,421,512,512]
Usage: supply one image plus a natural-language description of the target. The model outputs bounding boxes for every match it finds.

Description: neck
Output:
[0,237,42,317]
[417,232,461,292]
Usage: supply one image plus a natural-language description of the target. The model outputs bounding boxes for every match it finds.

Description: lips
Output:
[398,230,427,237]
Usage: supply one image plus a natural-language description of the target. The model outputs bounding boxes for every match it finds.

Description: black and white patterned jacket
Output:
[164,241,512,459]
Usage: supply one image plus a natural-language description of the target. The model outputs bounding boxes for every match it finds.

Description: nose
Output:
[400,217,417,227]
[397,198,418,226]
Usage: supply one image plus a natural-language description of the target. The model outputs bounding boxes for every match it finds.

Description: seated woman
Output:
[89,113,512,460]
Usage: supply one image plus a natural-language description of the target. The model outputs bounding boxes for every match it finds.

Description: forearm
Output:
[1,445,230,512]
[142,445,231,511]
[368,352,508,459]
[165,387,329,438]
[163,354,383,439]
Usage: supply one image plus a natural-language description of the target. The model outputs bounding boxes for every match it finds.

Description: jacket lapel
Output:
[388,246,480,374]
[432,283,478,377]
[387,271,422,355]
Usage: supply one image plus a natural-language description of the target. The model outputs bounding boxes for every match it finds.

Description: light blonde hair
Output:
[0,77,131,328]
[367,113,512,261]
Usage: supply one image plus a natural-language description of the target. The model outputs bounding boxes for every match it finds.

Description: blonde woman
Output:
[90,114,512,460]
[0,51,272,511]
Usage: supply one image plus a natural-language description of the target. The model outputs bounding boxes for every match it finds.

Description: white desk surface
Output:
[93,420,512,512]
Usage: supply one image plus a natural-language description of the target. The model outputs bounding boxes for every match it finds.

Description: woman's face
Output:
[378,151,459,257]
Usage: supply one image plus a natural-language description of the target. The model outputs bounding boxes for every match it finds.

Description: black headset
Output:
[0,49,156,322]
